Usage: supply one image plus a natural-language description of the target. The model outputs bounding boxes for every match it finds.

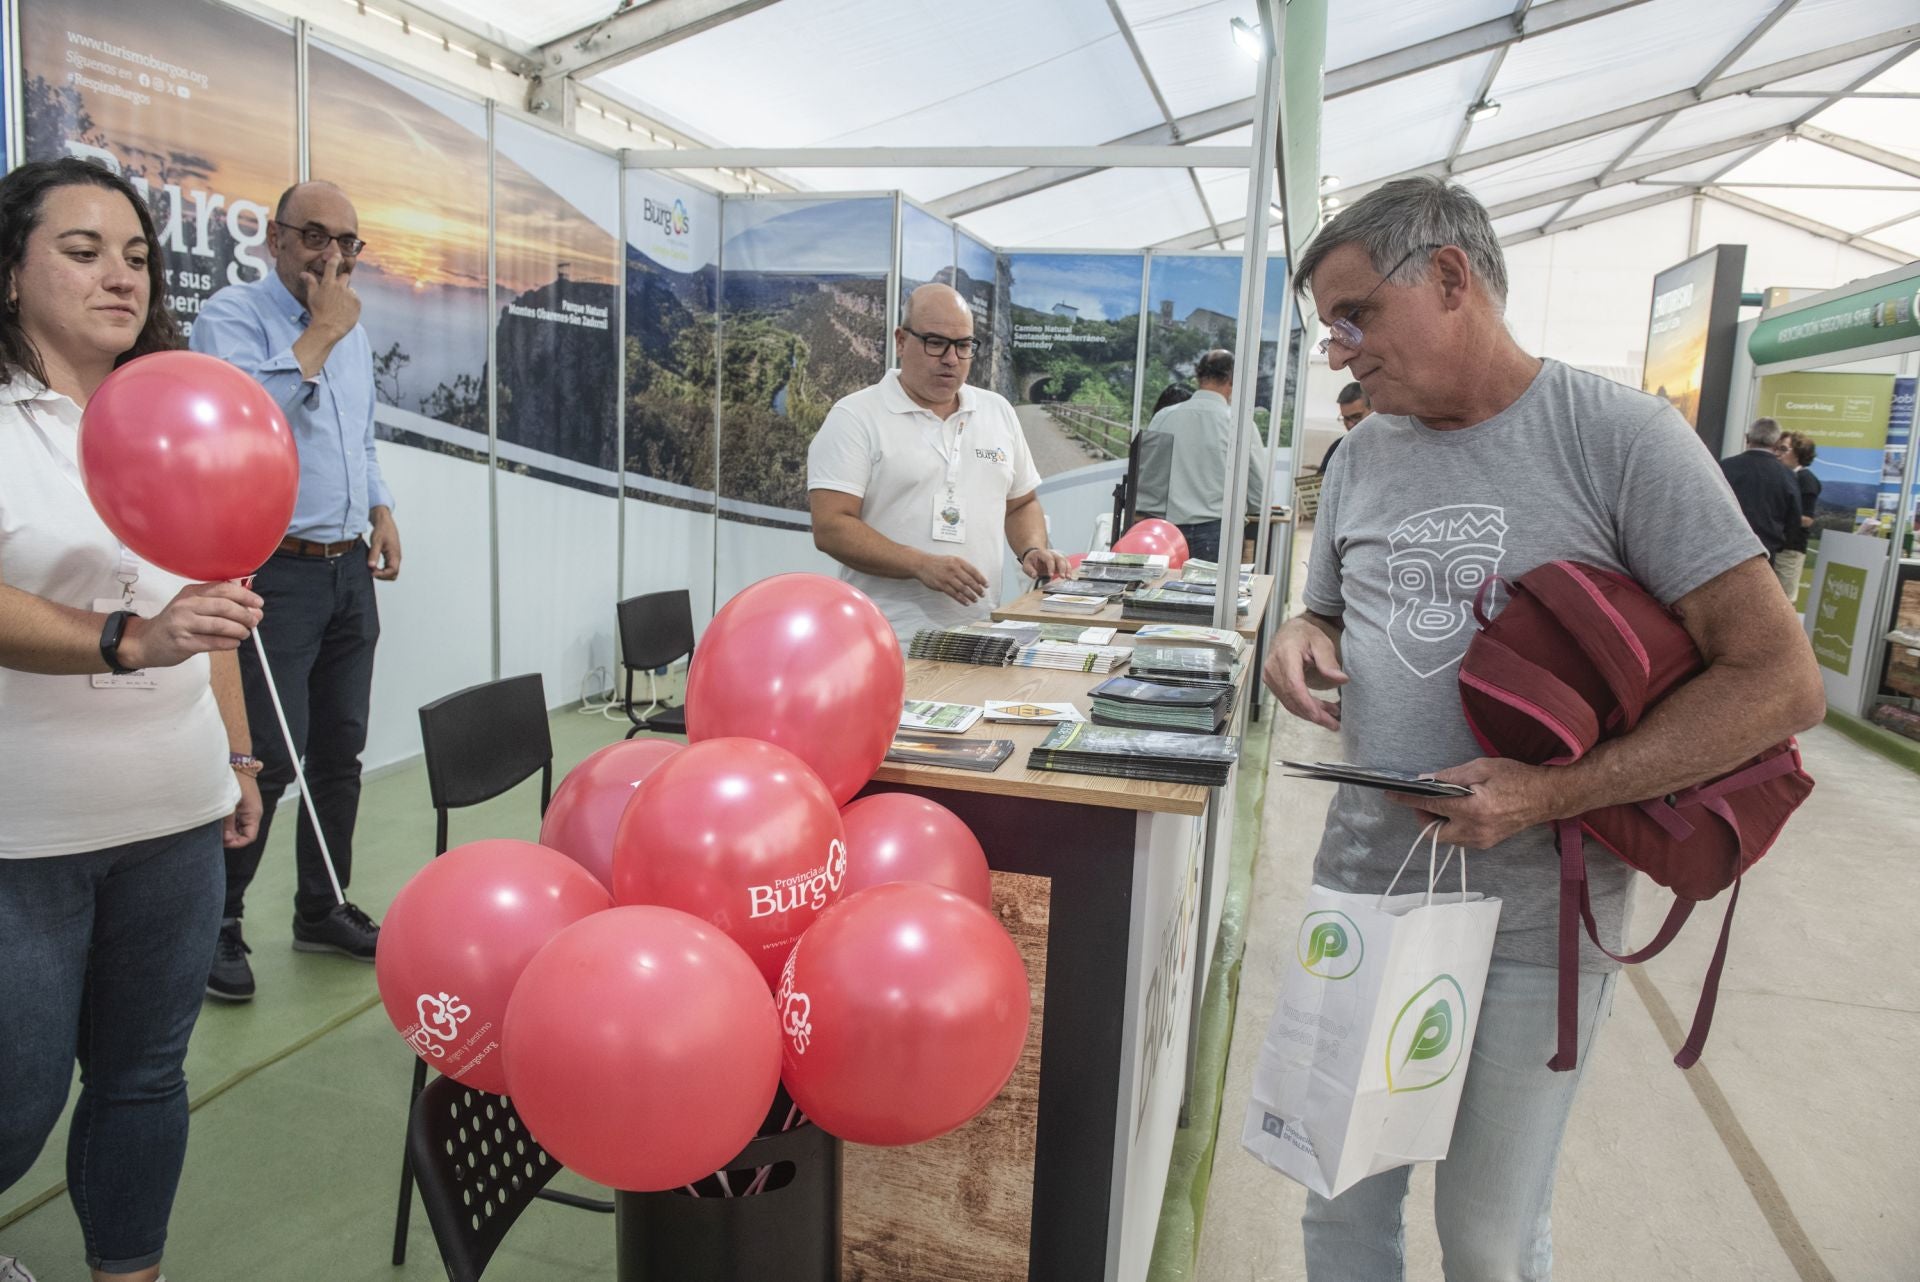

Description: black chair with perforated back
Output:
[616,590,695,738]
[407,1075,563,1282]
[394,675,610,1266]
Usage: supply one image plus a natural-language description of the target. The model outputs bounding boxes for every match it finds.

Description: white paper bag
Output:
[1241,823,1502,1198]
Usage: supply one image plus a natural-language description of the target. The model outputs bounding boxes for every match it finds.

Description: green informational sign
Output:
[1278,0,1326,259]
[1756,371,1895,449]
[1748,272,1920,366]
[1811,562,1867,674]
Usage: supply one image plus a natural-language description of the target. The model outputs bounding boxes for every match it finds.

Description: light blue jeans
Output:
[1302,957,1618,1282]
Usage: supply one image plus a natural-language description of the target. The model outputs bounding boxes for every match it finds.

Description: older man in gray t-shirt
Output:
[1263,177,1824,1279]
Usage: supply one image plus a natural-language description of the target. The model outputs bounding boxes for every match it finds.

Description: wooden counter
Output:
[990,569,1275,643]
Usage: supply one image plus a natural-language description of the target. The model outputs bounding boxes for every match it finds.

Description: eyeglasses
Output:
[902,326,978,359]
[1340,409,1368,428]
[273,221,367,257]
[1316,244,1438,357]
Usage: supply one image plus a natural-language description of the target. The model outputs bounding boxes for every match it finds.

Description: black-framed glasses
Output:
[273,220,367,257]
[1316,244,1439,357]
[902,326,978,359]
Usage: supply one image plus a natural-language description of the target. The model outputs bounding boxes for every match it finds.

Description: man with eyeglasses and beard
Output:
[190,180,397,1001]
[809,283,1073,647]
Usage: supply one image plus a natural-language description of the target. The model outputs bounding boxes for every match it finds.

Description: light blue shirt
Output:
[190,271,393,542]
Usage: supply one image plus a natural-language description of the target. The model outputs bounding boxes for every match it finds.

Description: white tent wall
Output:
[1298,195,1916,467]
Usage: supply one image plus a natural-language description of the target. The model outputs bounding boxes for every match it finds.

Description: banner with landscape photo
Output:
[1757,370,1895,531]
[307,41,490,458]
[958,229,1000,392]
[625,169,720,505]
[20,0,295,337]
[898,200,956,323]
[492,114,620,486]
[718,197,892,517]
[1004,251,1143,477]
[1143,254,1293,446]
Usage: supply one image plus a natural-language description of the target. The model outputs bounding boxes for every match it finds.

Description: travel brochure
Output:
[884,734,1016,773]
[983,700,1087,725]
[1029,723,1240,787]
[1088,676,1231,735]
[1276,760,1474,798]
[1041,593,1111,615]
[899,699,984,733]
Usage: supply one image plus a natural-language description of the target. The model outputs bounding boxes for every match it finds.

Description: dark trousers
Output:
[1176,520,1222,564]
[0,821,224,1273]
[225,544,380,920]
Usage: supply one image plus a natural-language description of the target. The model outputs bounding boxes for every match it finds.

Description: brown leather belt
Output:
[278,535,361,558]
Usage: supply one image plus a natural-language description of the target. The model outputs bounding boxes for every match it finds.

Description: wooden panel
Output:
[842,869,1051,1282]
[991,569,1276,642]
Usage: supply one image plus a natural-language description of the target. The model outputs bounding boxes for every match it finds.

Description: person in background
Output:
[1772,431,1821,602]
[1131,348,1265,563]
[1262,175,1823,1280]
[1318,381,1371,473]
[808,283,1073,645]
[1720,416,1801,575]
[0,157,265,1282]
[192,181,399,1001]
[1130,382,1194,521]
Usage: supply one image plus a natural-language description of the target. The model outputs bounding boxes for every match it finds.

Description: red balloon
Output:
[539,739,682,891]
[78,350,300,582]
[1065,552,1088,573]
[685,574,904,806]
[1113,518,1190,569]
[777,882,1031,1146]
[504,907,781,1191]
[375,839,610,1094]
[613,738,847,988]
[839,793,992,909]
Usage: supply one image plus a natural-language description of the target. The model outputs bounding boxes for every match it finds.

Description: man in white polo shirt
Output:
[809,283,1074,643]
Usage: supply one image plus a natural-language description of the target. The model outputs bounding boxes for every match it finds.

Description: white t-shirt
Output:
[807,371,1043,642]
[0,377,239,858]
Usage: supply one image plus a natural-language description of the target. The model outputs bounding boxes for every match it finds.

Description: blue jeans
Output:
[1176,520,1222,564]
[1302,957,1618,1282]
[0,821,224,1273]
[226,544,380,920]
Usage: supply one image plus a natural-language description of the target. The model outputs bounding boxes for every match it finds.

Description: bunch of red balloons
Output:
[1113,516,1190,568]
[376,573,1032,1192]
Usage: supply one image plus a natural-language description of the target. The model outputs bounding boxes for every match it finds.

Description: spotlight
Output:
[1467,97,1502,123]
[1230,17,1265,61]
[1320,175,1340,192]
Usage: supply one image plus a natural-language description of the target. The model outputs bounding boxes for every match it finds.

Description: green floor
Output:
[0,694,1276,1282]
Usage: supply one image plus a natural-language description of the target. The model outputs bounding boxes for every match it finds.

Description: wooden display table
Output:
[990,569,1276,644]
[840,656,1253,1282]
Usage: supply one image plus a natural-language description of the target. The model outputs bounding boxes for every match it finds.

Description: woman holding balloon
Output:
[0,158,266,1282]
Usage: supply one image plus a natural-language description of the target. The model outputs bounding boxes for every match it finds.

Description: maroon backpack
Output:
[1457,559,1813,1071]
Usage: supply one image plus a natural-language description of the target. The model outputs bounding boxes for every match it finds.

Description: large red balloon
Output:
[1112,517,1190,569]
[78,350,300,582]
[374,839,610,1094]
[777,882,1031,1146]
[539,739,682,891]
[613,738,847,988]
[839,793,992,909]
[685,574,904,806]
[504,907,781,1192]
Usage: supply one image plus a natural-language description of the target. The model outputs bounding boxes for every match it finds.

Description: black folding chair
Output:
[394,675,609,1266]
[616,590,695,738]
[406,1076,564,1281]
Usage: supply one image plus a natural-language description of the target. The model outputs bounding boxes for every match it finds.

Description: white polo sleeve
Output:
[807,401,873,499]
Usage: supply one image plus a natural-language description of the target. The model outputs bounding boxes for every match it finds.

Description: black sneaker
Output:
[206,919,255,1002]
[292,901,380,961]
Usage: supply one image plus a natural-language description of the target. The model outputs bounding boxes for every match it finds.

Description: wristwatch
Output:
[1017,546,1045,569]
[229,753,264,777]
[99,610,135,675]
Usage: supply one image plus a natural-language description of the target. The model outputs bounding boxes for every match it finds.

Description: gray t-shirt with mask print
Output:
[1302,359,1762,971]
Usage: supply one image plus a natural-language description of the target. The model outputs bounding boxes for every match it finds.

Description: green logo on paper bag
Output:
[1297,911,1361,979]
[1386,975,1468,1094]
[1811,563,1867,674]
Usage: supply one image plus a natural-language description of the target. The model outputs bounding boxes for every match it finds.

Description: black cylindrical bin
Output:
[613,1120,841,1282]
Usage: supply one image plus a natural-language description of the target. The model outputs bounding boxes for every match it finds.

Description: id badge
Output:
[931,490,967,543]
[90,597,158,690]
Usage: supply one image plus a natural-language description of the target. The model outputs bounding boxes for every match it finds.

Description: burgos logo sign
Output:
[1296,910,1361,979]
[642,196,690,237]
[1385,974,1467,1094]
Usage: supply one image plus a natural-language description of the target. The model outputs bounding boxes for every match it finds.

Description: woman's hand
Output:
[225,772,263,848]
[120,582,263,669]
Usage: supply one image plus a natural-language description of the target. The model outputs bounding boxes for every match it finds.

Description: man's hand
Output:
[1386,756,1562,850]
[368,507,402,581]
[1261,614,1347,731]
[225,773,264,848]
[306,256,361,339]
[1020,547,1074,582]
[120,582,264,670]
[915,553,989,605]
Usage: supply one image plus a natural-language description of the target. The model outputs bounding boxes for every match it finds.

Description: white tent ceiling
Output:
[386,0,1920,258]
